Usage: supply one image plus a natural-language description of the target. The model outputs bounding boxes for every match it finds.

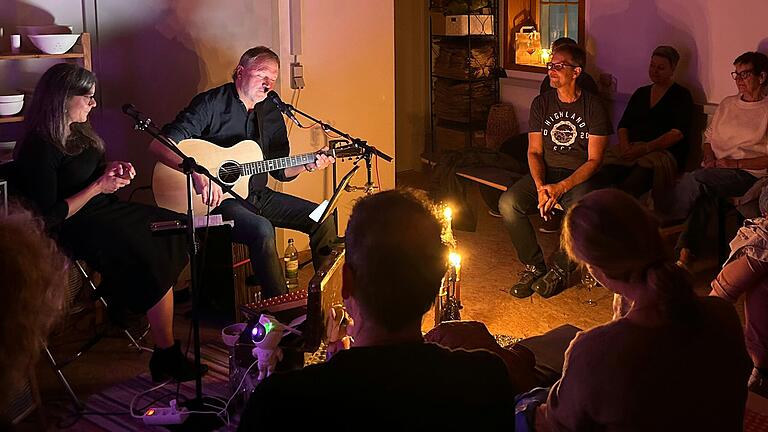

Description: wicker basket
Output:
[483,103,518,151]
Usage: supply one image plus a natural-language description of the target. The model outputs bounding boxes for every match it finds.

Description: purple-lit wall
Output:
[502,0,768,133]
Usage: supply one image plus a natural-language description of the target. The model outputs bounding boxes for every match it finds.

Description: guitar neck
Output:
[240,152,318,176]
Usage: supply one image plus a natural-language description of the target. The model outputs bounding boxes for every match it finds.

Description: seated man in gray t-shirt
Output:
[499,44,612,299]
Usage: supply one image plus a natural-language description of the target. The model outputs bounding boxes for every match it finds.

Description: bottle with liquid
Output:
[283,238,299,290]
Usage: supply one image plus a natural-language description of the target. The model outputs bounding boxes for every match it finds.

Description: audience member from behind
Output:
[662,51,768,268]
[0,206,68,420]
[610,46,694,198]
[711,185,768,398]
[238,189,516,430]
[532,189,751,431]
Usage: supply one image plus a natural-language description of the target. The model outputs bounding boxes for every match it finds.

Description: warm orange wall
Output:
[274,0,395,248]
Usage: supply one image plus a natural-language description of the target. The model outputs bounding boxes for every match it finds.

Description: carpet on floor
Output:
[65,343,234,431]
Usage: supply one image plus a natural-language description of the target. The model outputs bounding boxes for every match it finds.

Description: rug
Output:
[62,343,235,431]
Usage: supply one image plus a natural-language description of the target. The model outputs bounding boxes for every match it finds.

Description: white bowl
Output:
[0,101,23,116]
[0,94,23,103]
[28,34,80,55]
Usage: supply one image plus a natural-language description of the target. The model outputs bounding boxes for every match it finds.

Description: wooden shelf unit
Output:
[0,32,91,129]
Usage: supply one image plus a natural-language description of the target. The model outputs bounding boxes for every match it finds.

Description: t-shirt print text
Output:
[543,111,588,152]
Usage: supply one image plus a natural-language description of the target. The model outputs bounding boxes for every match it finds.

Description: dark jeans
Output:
[674,168,757,256]
[602,164,654,198]
[214,188,337,298]
[498,168,603,267]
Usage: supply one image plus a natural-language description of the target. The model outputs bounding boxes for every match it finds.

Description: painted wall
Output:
[503,0,768,133]
[275,0,395,242]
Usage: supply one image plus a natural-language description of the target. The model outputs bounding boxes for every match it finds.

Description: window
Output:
[504,0,585,71]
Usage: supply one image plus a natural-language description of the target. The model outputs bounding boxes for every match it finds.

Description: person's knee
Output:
[233,215,275,245]
[498,189,525,218]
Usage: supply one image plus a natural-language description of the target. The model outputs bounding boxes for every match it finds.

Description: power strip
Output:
[142,400,189,426]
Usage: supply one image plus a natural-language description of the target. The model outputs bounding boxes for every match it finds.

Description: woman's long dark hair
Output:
[19,63,104,155]
[562,189,699,324]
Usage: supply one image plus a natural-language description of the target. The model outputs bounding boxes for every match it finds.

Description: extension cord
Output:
[142,399,189,426]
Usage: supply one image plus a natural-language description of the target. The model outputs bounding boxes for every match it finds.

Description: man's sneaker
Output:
[749,368,768,398]
[531,264,569,298]
[510,265,546,298]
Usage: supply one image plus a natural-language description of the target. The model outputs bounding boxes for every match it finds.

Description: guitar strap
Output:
[256,101,265,149]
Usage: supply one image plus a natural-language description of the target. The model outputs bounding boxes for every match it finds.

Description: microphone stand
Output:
[124,107,257,429]
[282,102,392,195]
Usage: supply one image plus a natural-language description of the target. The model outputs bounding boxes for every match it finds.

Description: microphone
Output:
[121,104,150,122]
[266,91,302,127]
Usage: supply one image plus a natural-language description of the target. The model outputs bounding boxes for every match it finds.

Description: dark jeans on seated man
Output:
[500,167,603,267]
[602,164,654,198]
[214,188,337,298]
[668,168,757,258]
[499,168,604,297]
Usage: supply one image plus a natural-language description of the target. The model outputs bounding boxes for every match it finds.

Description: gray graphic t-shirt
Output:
[529,90,613,170]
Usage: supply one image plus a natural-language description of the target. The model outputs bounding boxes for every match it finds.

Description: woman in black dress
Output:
[13,63,204,382]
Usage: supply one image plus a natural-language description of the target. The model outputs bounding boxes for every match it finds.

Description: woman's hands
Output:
[94,161,135,194]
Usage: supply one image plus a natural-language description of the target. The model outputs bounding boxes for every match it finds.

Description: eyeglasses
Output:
[82,94,96,101]
[731,69,754,80]
[547,62,578,71]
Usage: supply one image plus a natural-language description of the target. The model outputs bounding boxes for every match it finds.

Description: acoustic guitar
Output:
[152,139,361,214]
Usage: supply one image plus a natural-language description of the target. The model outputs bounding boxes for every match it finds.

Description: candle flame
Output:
[448,252,461,268]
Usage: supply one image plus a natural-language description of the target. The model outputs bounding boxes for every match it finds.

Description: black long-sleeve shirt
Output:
[161,83,296,191]
[618,82,694,170]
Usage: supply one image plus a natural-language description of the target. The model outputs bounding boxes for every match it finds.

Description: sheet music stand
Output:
[310,164,360,236]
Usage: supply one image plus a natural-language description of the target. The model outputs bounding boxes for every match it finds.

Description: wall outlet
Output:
[291,62,305,89]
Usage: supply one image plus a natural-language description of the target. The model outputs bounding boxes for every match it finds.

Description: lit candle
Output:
[541,48,551,65]
[448,251,462,299]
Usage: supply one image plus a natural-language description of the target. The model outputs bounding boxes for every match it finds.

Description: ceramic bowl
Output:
[0,94,23,103]
[0,101,23,116]
[27,34,80,55]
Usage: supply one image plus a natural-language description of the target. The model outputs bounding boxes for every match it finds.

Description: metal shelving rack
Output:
[427,0,500,155]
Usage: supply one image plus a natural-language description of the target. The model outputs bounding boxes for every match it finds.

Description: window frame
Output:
[503,0,585,72]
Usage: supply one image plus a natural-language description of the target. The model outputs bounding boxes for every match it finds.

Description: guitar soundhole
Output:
[218,161,241,185]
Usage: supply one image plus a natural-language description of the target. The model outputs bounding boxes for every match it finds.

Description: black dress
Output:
[13,133,188,313]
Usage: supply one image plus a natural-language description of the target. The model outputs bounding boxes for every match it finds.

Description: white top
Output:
[705,94,768,177]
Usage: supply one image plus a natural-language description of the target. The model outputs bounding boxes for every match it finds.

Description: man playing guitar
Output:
[149,46,337,299]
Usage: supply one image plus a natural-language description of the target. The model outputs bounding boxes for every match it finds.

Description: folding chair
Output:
[42,260,151,410]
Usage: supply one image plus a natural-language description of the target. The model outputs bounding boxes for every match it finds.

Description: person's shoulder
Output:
[426,342,509,375]
[16,132,61,160]
[193,83,236,103]
[718,94,741,107]
[532,90,556,106]
[697,296,740,324]
[633,84,653,95]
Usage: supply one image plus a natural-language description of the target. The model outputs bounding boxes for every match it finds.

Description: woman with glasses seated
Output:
[608,46,694,198]
[659,51,768,268]
[13,63,206,382]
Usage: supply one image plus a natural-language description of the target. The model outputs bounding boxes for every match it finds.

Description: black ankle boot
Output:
[149,340,209,382]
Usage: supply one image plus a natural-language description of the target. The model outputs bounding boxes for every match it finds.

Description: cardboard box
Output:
[431,13,494,36]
